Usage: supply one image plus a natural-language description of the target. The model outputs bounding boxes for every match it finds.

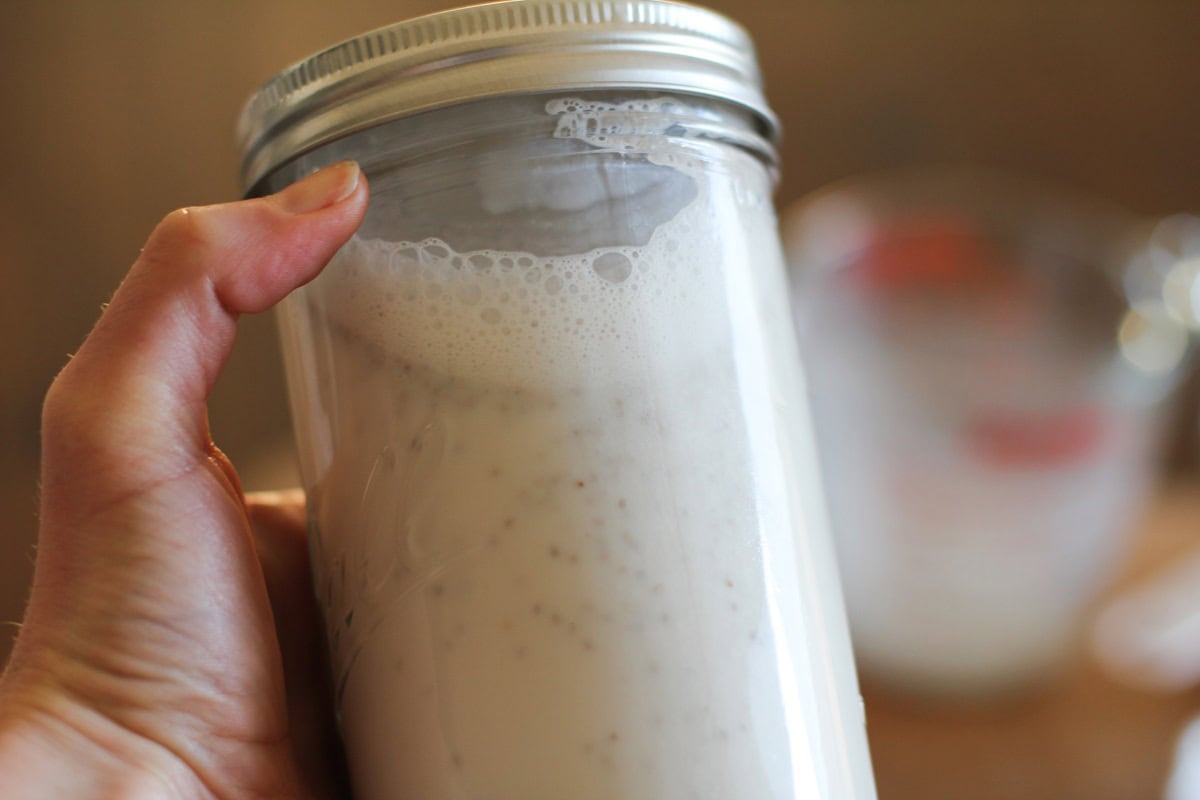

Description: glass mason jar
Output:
[238,2,875,798]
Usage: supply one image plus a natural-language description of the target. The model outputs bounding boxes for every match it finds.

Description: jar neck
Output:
[255,90,776,197]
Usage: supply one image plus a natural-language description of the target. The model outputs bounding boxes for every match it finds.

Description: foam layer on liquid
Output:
[324,218,709,389]
[319,97,724,389]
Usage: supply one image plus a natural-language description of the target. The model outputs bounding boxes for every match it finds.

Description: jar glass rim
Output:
[236,0,779,192]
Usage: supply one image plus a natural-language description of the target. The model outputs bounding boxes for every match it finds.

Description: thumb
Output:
[39,160,367,524]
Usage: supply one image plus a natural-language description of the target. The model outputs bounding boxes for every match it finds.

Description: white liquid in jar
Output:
[277,100,869,800]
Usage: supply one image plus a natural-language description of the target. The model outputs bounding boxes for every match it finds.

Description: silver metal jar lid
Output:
[236,0,778,192]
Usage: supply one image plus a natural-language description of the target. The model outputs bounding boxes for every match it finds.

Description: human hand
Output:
[0,161,368,799]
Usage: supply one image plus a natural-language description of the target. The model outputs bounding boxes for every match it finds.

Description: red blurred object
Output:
[967,407,1106,468]
[841,215,999,293]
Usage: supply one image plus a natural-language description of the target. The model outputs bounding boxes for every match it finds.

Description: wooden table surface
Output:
[861,481,1200,800]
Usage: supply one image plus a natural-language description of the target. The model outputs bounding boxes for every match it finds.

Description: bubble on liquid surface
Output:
[591,252,633,284]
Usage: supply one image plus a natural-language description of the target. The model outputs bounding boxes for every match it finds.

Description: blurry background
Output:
[2,2,1200,798]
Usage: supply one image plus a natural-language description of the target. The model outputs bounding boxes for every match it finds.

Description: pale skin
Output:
[0,161,368,799]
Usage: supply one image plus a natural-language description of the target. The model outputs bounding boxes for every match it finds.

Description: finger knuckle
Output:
[145,206,216,262]
[41,368,95,451]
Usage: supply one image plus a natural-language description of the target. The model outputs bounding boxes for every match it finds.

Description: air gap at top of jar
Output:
[237,2,876,799]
